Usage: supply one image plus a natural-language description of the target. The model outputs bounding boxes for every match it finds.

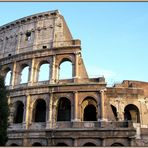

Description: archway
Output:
[56,143,68,146]
[57,97,71,121]
[82,97,97,121]
[10,143,19,146]
[20,65,29,84]
[32,142,42,146]
[38,63,50,81]
[111,143,124,146]
[5,70,12,86]
[124,104,140,123]
[33,99,46,122]
[83,142,96,146]
[59,59,72,79]
[84,104,97,121]
[13,101,24,123]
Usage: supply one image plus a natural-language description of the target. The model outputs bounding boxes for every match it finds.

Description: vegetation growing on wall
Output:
[0,75,9,146]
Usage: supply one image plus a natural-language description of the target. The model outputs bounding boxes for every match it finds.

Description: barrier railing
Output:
[8,121,133,131]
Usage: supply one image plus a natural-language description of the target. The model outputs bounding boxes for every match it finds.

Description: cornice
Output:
[0,10,59,32]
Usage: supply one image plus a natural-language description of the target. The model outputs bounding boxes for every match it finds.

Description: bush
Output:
[0,75,9,146]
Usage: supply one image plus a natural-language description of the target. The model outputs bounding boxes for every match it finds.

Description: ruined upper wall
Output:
[0,10,73,59]
[113,80,148,97]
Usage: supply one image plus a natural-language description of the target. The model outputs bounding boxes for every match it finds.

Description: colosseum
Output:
[0,10,148,146]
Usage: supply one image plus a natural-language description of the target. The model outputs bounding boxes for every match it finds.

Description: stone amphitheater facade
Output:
[0,10,148,146]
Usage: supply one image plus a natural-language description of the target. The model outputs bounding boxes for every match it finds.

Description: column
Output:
[23,95,31,147]
[48,92,53,128]
[74,51,79,82]
[55,64,59,82]
[46,94,51,129]
[73,91,80,121]
[28,58,36,85]
[33,29,38,51]
[115,98,124,121]
[100,89,107,121]
[74,138,78,147]
[25,94,31,130]
[28,67,31,84]
[11,62,17,87]
[50,55,56,84]
[97,92,101,121]
[16,33,21,54]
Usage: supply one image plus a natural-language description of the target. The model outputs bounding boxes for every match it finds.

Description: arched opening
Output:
[13,101,24,123]
[32,142,42,146]
[82,97,97,121]
[56,143,68,146]
[38,63,50,81]
[59,60,72,79]
[111,105,118,121]
[20,65,29,84]
[10,143,19,146]
[83,142,96,146]
[57,97,71,121]
[124,104,140,123]
[84,104,97,121]
[33,99,46,122]
[111,143,124,146]
[5,69,12,86]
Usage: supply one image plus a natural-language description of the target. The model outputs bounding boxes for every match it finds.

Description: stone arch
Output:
[81,97,97,121]
[32,142,42,146]
[111,105,118,121]
[32,99,46,122]
[59,58,73,79]
[59,56,74,66]
[37,60,50,81]
[111,143,124,146]
[10,143,19,146]
[83,142,96,146]
[124,104,140,123]
[5,67,12,86]
[80,139,99,147]
[57,97,71,121]
[20,64,29,84]
[13,101,24,123]
[56,143,68,146]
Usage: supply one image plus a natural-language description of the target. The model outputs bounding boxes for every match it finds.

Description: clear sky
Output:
[0,2,148,86]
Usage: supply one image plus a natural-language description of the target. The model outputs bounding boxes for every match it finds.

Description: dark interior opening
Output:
[43,46,47,49]
[84,104,97,121]
[56,143,68,146]
[124,104,140,123]
[57,98,71,121]
[25,31,31,41]
[83,142,96,146]
[34,99,46,122]
[10,143,18,146]
[14,102,24,123]
[111,105,118,121]
[32,142,42,146]
[111,143,124,146]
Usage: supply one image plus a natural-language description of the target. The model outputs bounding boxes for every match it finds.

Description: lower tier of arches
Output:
[7,128,136,146]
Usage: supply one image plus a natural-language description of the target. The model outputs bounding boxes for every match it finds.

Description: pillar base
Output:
[46,121,52,129]
[71,119,81,122]
[98,118,108,122]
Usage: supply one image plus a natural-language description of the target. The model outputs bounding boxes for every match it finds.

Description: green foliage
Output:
[0,75,9,146]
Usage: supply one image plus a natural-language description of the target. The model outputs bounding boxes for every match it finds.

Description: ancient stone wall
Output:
[0,10,148,146]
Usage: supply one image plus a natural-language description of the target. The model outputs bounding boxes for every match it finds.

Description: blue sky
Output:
[1,2,148,85]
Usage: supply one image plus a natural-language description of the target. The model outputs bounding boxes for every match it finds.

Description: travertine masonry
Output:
[0,10,148,146]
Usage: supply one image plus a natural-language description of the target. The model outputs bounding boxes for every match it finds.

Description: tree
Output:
[0,75,9,146]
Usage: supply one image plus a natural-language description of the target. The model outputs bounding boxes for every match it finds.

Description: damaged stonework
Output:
[0,10,148,146]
